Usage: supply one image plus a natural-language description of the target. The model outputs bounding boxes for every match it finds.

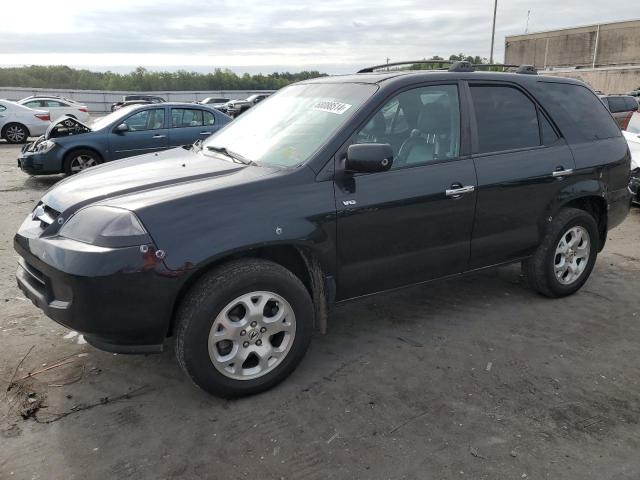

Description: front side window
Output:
[123,108,165,131]
[24,100,43,108]
[204,83,377,167]
[471,85,540,154]
[171,108,204,128]
[355,84,460,168]
[0,104,6,112]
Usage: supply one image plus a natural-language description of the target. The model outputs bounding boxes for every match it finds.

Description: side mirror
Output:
[114,123,129,133]
[345,143,393,173]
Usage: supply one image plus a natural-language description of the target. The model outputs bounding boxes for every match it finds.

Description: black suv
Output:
[14,62,632,397]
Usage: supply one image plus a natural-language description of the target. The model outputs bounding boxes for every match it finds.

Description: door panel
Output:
[467,82,576,269]
[469,144,575,268]
[168,108,216,147]
[335,159,477,299]
[109,108,168,160]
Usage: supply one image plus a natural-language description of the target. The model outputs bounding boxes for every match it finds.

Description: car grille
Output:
[33,202,61,229]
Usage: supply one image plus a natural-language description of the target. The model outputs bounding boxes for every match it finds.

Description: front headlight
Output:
[58,206,152,248]
[35,140,57,153]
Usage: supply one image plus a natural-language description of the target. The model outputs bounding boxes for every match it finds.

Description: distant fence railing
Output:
[0,87,276,113]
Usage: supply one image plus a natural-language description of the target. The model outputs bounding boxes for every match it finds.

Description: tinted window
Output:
[123,109,165,131]
[355,84,460,167]
[171,108,204,128]
[539,83,620,141]
[540,113,560,145]
[471,85,540,153]
[24,100,43,108]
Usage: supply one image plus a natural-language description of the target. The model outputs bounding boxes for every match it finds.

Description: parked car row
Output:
[17,102,232,175]
[13,62,633,397]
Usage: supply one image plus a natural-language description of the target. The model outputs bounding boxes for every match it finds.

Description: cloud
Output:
[0,0,637,73]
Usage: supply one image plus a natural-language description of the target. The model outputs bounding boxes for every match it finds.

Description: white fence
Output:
[0,87,275,113]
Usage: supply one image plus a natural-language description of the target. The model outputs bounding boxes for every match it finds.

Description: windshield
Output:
[203,83,377,167]
[627,112,640,134]
[90,106,138,130]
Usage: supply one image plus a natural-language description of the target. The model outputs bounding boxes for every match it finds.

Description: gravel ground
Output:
[1,140,639,480]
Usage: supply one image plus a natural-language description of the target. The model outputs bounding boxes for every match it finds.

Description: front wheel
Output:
[523,207,599,298]
[63,149,102,175]
[175,259,313,397]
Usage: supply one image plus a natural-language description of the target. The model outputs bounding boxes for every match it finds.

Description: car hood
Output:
[45,116,92,139]
[41,147,276,214]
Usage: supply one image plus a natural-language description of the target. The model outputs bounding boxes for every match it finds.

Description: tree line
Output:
[0,55,501,92]
[0,65,327,91]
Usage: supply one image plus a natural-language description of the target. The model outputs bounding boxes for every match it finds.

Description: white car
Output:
[0,99,50,144]
[622,112,640,205]
[18,96,91,123]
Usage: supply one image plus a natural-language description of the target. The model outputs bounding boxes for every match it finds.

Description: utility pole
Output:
[489,0,498,63]
[525,10,530,33]
[386,57,390,71]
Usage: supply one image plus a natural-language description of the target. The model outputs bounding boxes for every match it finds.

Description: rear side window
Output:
[0,104,6,112]
[470,85,540,153]
[171,108,206,128]
[538,83,620,141]
[203,111,215,126]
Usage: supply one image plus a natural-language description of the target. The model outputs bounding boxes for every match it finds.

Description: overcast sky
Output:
[0,0,637,74]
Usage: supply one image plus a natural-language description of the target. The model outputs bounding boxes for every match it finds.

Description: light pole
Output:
[489,0,498,63]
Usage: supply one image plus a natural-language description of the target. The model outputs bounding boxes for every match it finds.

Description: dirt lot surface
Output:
[0,141,639,480]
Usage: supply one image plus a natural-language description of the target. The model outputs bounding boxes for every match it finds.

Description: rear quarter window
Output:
[536,82,620,142]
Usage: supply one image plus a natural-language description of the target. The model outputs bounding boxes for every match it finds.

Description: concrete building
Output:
[504,19,640,94]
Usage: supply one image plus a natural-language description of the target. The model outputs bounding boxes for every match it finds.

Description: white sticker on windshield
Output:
[312,100,352,115]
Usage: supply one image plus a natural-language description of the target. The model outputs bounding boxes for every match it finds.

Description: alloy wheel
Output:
[6,125,26,143]
[208,291,296,380]
[70,154,98,173]
[554,226,590,285]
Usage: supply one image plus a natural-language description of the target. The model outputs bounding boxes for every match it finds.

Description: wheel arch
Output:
[63,146,104,163]
[167,243,332,337]
[1,122,30,139]
[553,194,608,251]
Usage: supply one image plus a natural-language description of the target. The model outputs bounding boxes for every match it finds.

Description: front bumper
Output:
[18,144,65,175]
[14,217,186,353]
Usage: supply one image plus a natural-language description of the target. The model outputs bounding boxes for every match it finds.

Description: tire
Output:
[175,259,313,397]
[2,123,29,144]
[63,148,102,175]
[522,207,599,298]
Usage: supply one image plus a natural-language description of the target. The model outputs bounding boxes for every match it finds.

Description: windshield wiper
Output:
[206,145,256,165]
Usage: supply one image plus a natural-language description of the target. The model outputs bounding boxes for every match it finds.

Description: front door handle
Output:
[445,184,475,198]
[552,167,573,178]
[152,134,166,139]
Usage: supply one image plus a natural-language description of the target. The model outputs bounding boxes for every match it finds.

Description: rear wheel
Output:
[63,149,102,175]
[175,259,313,397]
[2,123,29,144]
[523,207,599,297]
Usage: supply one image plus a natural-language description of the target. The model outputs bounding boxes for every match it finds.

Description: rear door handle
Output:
[199,131,212,135]
[152,134,166,139]
[552,168,573,177]
[445,184,475,198]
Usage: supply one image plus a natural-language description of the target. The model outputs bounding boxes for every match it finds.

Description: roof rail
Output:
[357,60,537,75]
